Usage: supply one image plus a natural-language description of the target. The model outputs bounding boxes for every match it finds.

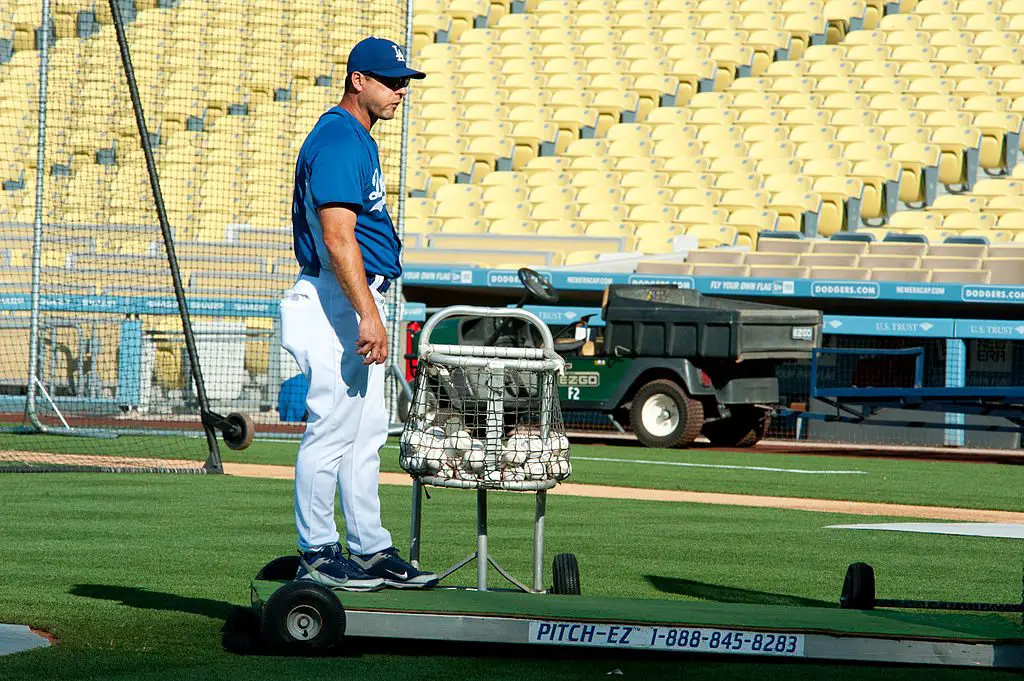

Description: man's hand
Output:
[356,312,388,365]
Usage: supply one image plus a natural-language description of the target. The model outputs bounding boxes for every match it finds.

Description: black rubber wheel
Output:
[629,380,704,448]
[840,562,876,610]
[222,605,262,655]
[551,553,582,596]
[223,411,255,450]
[702,406,772,448]
[256,555,300,581]
[261,581,346,654]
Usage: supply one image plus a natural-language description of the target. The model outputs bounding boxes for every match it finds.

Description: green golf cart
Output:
[409,269,821,449]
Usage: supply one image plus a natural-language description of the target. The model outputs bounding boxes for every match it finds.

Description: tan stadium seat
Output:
[686,249,746,265]
[745,251,801,266]
[691,263,751,277]
[870,267,931,282]
[809,266,872,280]
[921,255,982,270]
[811,239,869,255]
[859,254,922,269]
[983,258,1024,285]
[749,265,811,279]
[930,269,992,284]
[799,253,860,268]
[634,260,694,275]
[986,245,1024,258]
[757,235,814,253]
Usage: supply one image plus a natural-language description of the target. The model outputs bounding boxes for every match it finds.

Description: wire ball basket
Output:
[400,306,570,491]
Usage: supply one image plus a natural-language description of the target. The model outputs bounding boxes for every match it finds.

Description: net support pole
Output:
[25,0,52,434]
[108,0,222,473]
[385,0,416,425]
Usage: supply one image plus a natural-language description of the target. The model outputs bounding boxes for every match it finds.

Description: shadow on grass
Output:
[70,584,264,655]
[646,575,836,608]
[70,584,236,619]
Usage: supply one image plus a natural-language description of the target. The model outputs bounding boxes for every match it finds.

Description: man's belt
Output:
[300,264,391,294]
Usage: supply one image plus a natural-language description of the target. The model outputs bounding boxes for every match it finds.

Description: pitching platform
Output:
[249,581,1024,668]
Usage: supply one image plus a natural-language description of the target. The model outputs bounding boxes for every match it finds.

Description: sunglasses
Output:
[365,73,410,91]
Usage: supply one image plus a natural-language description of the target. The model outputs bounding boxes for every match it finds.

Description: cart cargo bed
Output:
[603,286,822,361]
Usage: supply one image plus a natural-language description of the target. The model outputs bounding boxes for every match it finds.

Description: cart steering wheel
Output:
[518,268,559,305]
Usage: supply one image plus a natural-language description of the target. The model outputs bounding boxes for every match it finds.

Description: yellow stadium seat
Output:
[891,143,940,206]
[813,176,863,236]
[726,208,780,247]
[764,174,814,193]
[489,218,538,235]
[439,218,489,234]
[721,189,769,210]
[536,219,585,236]
[671,188,720,208]
[678,206,728,228]
[769,191,824,234]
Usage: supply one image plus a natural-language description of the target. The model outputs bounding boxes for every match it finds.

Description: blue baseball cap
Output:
[346,37,426,80]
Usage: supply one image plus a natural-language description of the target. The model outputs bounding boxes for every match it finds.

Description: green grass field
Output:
[5,431,1024,511]
[1,433,1022,679]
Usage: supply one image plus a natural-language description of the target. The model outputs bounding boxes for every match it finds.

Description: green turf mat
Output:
[250,584,1024,642]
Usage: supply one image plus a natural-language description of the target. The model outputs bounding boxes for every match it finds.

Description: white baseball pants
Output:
[279,271,393,555]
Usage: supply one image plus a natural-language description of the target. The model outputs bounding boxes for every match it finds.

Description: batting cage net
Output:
[0,0,412,472]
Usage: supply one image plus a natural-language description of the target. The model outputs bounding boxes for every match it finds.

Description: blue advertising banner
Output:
[0,294,427,321]
[404,267,1024,306]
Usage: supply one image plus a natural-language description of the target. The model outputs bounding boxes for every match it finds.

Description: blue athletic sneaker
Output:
[351,547,440,589]
[295,543,385,592]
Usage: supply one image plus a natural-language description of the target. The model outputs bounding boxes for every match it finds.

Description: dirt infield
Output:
[0,451,201,470]
[220,462,1024,523]
[4,450,1021,522]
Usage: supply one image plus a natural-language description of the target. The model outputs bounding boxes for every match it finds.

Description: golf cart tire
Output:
[261,580,346,654]
[702,406,772,448]
[629,379,704,449]
[551,553,582,596]
[255,555,301,581]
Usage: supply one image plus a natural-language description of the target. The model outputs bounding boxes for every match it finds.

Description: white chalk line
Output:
[572,456,866,475]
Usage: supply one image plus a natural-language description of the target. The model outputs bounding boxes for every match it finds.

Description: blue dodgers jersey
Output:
[291,107,402,280]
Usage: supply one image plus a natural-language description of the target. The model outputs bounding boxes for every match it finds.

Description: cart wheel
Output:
[551,553,582,596]
[840,562,876,610]
[261,581,346,654]
[255,555,300,581]
[702,406,772,448]
[629,380,704,449]
[223,412,255,450]
[222,605,262,654]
